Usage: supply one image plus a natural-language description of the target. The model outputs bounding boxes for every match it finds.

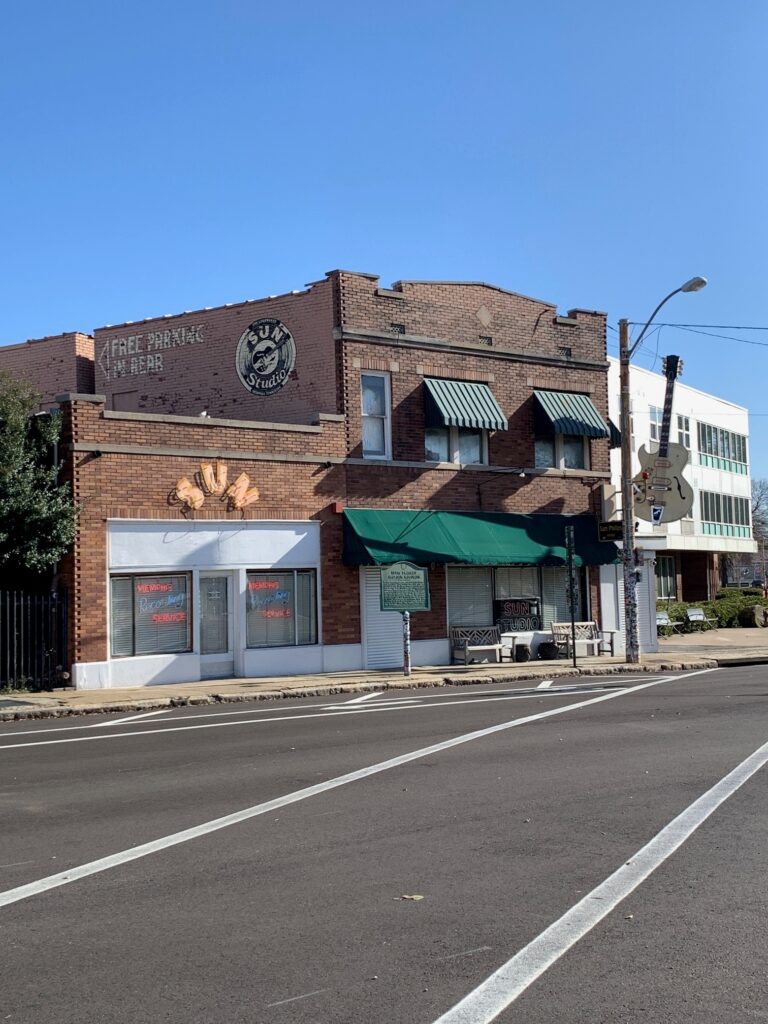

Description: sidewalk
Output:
[3,628,767,721]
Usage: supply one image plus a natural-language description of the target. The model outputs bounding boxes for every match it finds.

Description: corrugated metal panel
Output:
[363,568,404,669]
[424,378,508,431]
[533,390,609,439]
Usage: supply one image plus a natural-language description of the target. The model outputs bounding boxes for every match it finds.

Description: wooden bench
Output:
[685,607,718,631]
[656,611,683,635]
[551,621,618,658]
[450,626,505,664]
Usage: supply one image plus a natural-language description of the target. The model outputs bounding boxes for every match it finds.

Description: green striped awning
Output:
[424,378,507,431]
[533,390,609,439]
[343,508,620,568]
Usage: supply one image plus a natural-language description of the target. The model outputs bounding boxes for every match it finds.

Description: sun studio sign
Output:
[235,318,296,397]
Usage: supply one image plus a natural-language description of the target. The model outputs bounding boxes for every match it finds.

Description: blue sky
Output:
[2,2,767,471]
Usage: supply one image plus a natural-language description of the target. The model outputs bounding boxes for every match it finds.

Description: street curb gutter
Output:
[0,658,723,722]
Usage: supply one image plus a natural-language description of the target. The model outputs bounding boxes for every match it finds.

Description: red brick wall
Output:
[93,278,338,424]
[57,272,614,666]
[0,332,94,406]
[337,272,606,363]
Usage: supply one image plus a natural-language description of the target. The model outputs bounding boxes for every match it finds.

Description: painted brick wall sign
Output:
[235,318,296,397]
[97,325,204,380]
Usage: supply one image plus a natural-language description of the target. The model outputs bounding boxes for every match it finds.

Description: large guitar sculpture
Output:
[633,355,694,525]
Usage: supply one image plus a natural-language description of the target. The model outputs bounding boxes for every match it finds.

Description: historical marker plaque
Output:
[380,562,431,612]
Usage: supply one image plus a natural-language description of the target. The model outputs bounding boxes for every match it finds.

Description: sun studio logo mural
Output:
[235,318,296,397]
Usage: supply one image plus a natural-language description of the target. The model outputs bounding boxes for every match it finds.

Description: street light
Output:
[619,275,707,664]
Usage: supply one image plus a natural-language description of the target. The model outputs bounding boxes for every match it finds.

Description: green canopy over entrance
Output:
[342,508,619,568]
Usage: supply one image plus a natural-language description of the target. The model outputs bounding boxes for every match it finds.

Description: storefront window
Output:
[446,567,493,626]
[110,574,192,657]
[656,555,676,599]
[246,570,318,647]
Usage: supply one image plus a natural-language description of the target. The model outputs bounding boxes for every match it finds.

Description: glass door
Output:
[199,573,234,677]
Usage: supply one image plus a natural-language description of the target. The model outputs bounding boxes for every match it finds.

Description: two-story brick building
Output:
[3,270,621,688]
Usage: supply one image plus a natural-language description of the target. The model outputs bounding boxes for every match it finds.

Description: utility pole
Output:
[617,277,707,663]
[619,318,640,664]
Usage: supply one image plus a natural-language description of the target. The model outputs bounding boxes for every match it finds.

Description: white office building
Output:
[600,358,757,653]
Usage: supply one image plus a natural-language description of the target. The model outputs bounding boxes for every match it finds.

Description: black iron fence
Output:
[0,590,69,691]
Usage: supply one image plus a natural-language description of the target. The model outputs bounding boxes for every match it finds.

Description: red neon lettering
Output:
[137,583,173,593]
[248,580,279,590]
[262,609,292,618]
[151,612,187,623]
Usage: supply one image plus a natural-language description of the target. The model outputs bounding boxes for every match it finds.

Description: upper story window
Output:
[697,421,748,474]
[361,372,391,459]
[649,405,663,443]
[700,490,751,536]
[677,415,691,449]
[422,377,507,467]
[534,434,589,470]
[425,426,486,465]
[531,389,606,471]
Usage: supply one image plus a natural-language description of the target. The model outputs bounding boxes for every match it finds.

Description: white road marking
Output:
[342,691,382,704]
[0,681,651,739]
[536,680,553,689]
[89,709,171,727]
[0,688,629,750]
[0,671,713,910]
[432,728,767,1024]
[266,988,329,1008]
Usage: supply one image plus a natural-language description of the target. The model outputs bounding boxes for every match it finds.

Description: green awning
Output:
[533,390,609,439]
[343,508,619,568]
[424,378,507,431]
[609,418,622,449]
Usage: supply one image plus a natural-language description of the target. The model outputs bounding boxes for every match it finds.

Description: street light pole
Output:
[619,277,707,664]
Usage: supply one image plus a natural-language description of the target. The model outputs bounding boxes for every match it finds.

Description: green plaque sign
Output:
[380,561,431,612]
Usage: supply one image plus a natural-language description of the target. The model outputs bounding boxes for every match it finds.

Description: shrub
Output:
[658,593,768,630]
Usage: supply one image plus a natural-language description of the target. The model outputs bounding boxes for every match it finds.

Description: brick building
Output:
[3,270,620,688]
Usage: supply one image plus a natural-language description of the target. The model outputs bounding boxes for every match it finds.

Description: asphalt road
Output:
[1,669,766,1023]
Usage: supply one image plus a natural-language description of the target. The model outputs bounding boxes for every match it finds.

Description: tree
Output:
[750,477,768,546]
[0,374,77,582]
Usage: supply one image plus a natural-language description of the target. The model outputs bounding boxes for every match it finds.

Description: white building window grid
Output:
[676,415,691,449]
[649,405,663,443]
[361,372,392,459]
[700,490,751,537]
[697,421,748,474]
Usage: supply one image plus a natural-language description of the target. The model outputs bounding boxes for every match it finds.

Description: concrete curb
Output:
[0,658,724,722]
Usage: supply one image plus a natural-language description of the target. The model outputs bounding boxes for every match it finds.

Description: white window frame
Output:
[656,555,676,599]
[425,425,488,465]
[535,433,590,470]
[649,405,663,443]
[677,415,691,449]
[361,371,392,460]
